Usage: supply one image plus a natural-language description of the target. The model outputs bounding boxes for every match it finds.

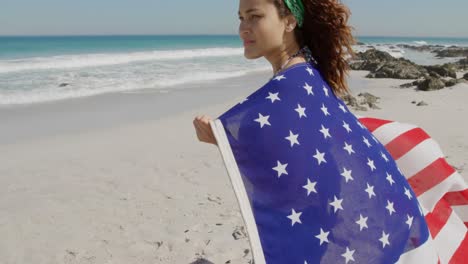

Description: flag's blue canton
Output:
[218,62,430,264]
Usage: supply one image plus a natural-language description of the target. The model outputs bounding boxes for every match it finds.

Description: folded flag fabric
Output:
[210,62,466,263]
[357,116,468,263]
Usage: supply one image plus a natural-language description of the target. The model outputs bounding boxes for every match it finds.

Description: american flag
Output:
[357,117,468,263]
[210,62,467,263]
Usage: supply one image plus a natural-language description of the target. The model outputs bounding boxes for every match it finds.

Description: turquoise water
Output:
[0,35,242,60]
[0,35,467,106]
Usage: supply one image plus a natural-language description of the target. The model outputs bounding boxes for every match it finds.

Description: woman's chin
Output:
[244,50,262,60]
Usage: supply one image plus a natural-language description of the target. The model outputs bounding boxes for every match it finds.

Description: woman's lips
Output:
[243,40,255,46]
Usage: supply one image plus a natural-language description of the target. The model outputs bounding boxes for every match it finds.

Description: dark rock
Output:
[417,77,445,91]
[424,64,457,78]
[444,79,458,87]
[464,72,468,81]
[232,226,247,240]
[433,47,468,58]
[400,80,421,88]
[416,101,428,106]
[367,60,426,79]
[350,49,426,79]
[396,44,442,52]
[59,83,70,87]
[190,258,215,264]
[411,101,416,104]
[358,92,381,109]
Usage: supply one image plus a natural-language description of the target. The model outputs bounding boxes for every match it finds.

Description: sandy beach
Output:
[0,70,467,263]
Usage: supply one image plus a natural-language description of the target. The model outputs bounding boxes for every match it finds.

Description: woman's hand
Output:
[193,115,217,146]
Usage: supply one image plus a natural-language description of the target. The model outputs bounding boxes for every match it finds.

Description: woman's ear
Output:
[285,16,297,32]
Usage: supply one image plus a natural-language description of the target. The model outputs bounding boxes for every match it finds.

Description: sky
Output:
[0,0,467,37]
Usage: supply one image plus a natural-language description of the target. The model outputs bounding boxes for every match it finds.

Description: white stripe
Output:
[372,121,418,145]
[418,171,467,212]
[433,210,467,263]
[453,205,468,222]
[395,138,444,180]
[210,120,266,264]
[396,237,438,264]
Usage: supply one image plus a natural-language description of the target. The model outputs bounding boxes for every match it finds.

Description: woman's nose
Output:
[239,21,250,36]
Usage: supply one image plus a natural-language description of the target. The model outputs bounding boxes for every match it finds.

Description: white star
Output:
[343,142,355,155]
[367,158,376,171]
[381,151,389,162]
[355,214,368,231]
[379,231,390,248]
[323,85,329,97]
[315,228,330,245]
[274,75,286,81]
[239,98,248,104]
[266,92,281,103]
[342,121,352,133]
[306,67,314,76]
[329,195,344,213]
[313,149,327,165]
[386,172,395,186]
[295,104,307,118]
[303,82,314,95]
[338,103,348,113]
[319,125,331,139]
[254,113,271,128]
[287,209,302,226]
[285,130,300,147]
[320,104,330,116]
[365,183,376,199]
[406,214,414,229]
[303,179,318,196]
[404,187,413,200]
[386,200,396,216]
[363,136,372,148]
[340,167,354,183]
[342,247,355,264]
[272,161,288,178]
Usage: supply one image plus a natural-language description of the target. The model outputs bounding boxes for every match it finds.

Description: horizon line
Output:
[0,34,467,39]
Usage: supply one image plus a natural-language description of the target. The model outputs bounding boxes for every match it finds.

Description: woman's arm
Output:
[193,115,217,146]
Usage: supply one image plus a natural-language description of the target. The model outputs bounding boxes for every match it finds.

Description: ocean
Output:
[1,35,467,106]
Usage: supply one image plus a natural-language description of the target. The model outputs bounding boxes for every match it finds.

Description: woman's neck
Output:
[266,43,305,75]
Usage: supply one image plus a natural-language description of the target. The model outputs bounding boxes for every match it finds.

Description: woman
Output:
[193,0,432,263]
[193,0,355,143]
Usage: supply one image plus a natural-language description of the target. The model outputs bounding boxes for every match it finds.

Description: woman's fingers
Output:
[193,115,216,145]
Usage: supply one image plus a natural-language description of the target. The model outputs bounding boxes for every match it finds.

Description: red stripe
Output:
[444,189,468,206]
[449,231,468,264]
[407,158,456,196]
[425,198,453,238]
[384,128,431,160]
[358,117,392,132]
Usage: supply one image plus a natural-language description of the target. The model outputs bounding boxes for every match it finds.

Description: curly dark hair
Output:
[270,0,357,97]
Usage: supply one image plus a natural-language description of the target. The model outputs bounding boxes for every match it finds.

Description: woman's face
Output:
[238,0,288,59]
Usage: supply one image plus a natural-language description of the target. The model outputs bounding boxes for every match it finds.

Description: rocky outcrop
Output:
[341,92,381,111]
[417,77,445,91]
[350,49,427,79]
[433,47,468,58]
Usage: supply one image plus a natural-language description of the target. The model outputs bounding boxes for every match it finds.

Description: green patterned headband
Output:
[284,0,305,28]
